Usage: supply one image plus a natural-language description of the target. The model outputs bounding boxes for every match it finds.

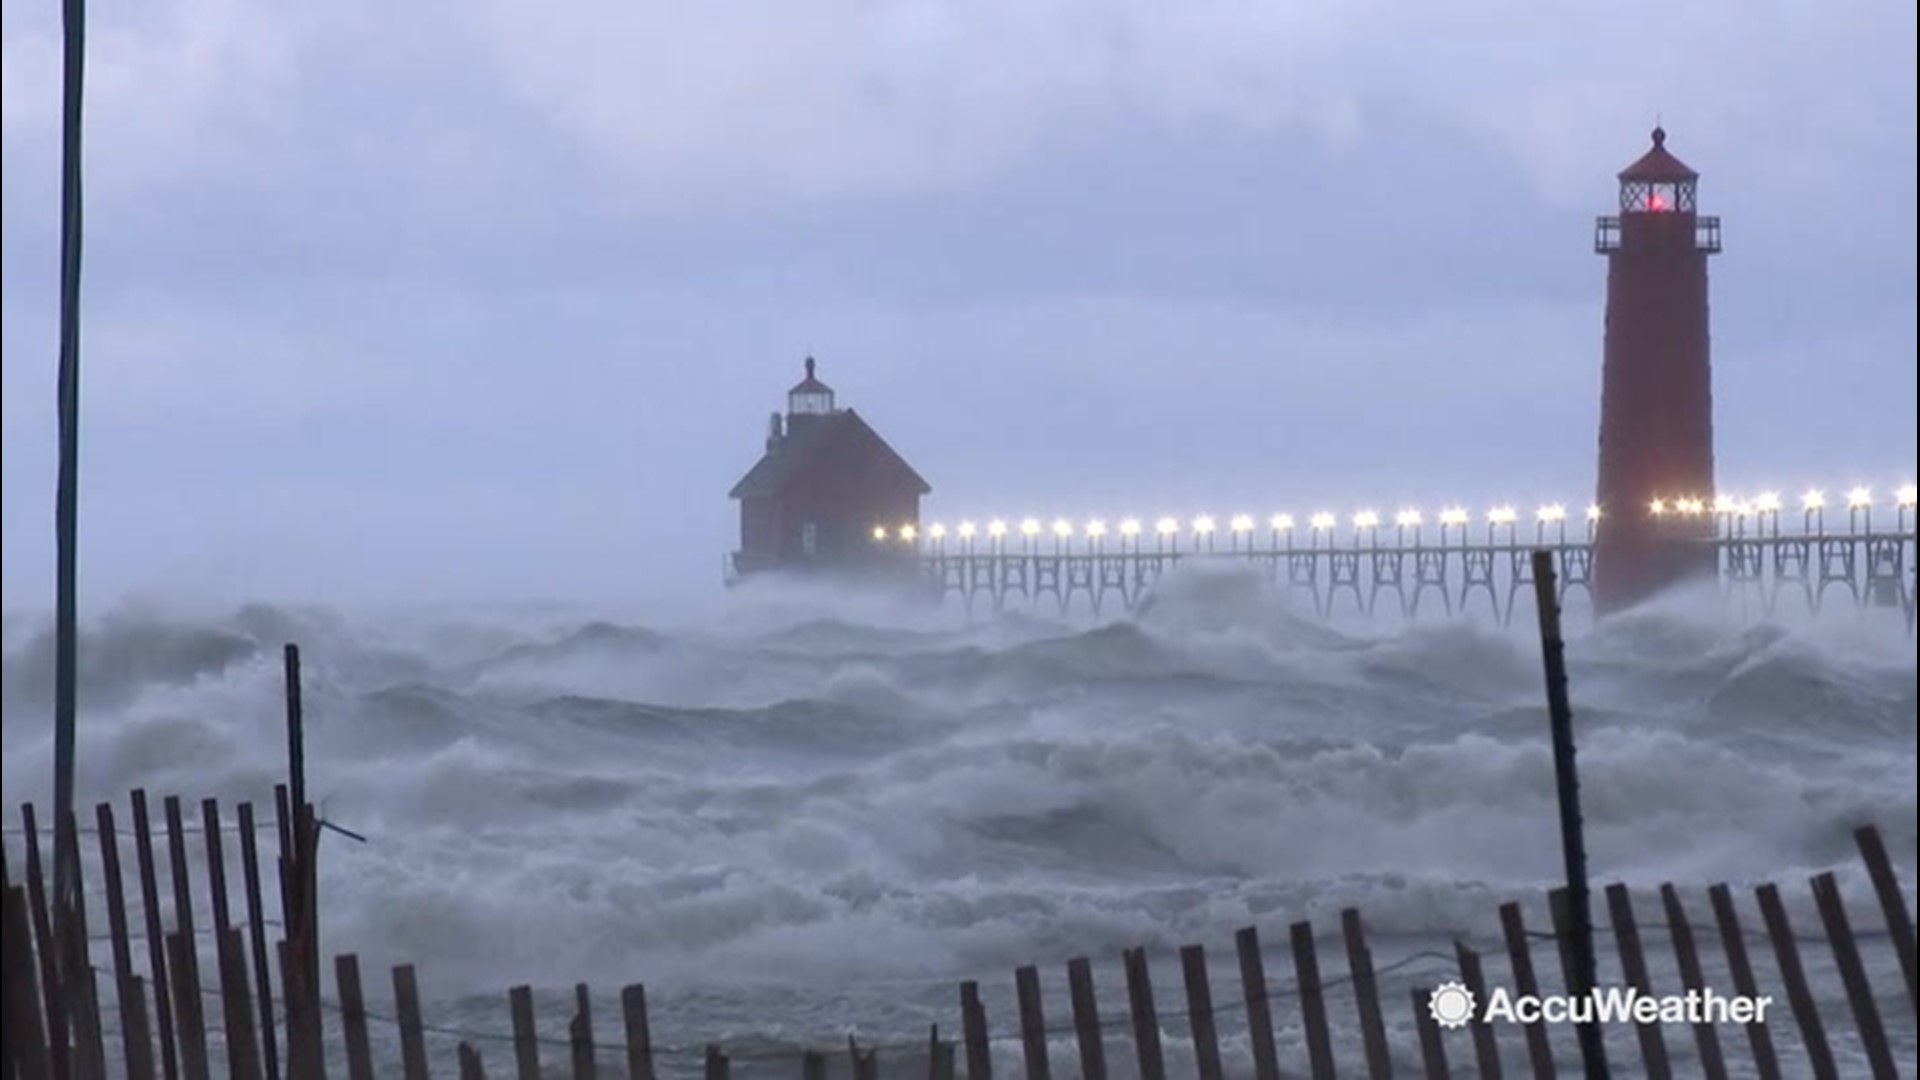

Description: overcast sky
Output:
[2,1,1914,611]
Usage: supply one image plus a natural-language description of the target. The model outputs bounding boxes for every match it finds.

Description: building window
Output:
[801,522,818,555]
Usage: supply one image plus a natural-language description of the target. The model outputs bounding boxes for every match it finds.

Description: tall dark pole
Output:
[51,0,90,957]
[1530,551,1609,1078]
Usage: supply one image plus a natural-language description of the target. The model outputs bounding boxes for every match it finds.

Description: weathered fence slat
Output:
[1810,872,1898,1079]
[458,1043,488,1080]
[1454,939,1502,1079]
[1122,947,1166,1080]
[1604,883,1671,1079]
[849,1035,878,1080]
[1013,964,1051,1080]
[19,804,70,1080]
[1707,884,1781,1080]
[1853,825,1917,1016]
[959,979,992,1080]
[569,983,597,1080]
[394,963,432,1080]
[98,802,158,1080]
[2,886,52,1080]
[238,803,282,1080]
[276,939,324,1080]
[1341,910,1394,1080]
[170,931,213,1080]
[1754,883,1836,1078]
[801,1049,825,1080]
[221,927,266,1080]
[125,973,160,1080]
[621,984,655,1080]
[334,954,376,1080]
[1235,926,1281,1080]
[1658,884,1728,1080]
[509,985,540,1080]
[1179,944,1224,1080]
[928,1024,956,1080]
[1498,901,1556,1080]
[1291,921,1337,1080]
[1410,987,1450,1079]
[132,789,183,1080]
[58,812,110,1080]
[703,1044,729,1080]
[1065,957,1107,1080]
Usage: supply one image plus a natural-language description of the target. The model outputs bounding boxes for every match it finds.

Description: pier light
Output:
[1270,514,1295,531]
[959,521,978,539]
[899,524,918,542]
[1439,508,1469,527]
[1156,516,1180,536]
[1648,498,1667,516]
[1488,506,1517,525]
[1120,518,1143,537]
[1051,518,1073,539]
[1677,497,1706,515]
[1586,504,1603,522]
[1192,515,1217,535]
[1353,510,1381,529]
[1713,494,1739,516]
[1847,486,1872,509]
[1754,492,1781,514]
[1020,518,1041,537]
[872,525,888,541]
[1310,512,1337,531]
[1537,504,1567,523]
[1395,509,1423,528]
[1086,519,1108,538]
[988,519,1009,538]
[928,523,947,540]
[1897,484,1918,508]
[1230,514,1255,533]
[1801,490,1826,512]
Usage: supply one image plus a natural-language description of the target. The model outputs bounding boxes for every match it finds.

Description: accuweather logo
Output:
[1427,981,1772,1028]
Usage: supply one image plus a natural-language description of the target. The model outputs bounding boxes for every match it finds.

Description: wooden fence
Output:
[2,789,1913,1079]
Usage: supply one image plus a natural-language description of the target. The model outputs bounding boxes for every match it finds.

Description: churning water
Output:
[3,561,1914,1077]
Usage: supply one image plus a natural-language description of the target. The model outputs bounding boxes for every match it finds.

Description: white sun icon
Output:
[1428,981,1477,1029]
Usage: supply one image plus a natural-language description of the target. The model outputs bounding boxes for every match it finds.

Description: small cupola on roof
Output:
[1617,126,1700,213]
[787,357,836,417]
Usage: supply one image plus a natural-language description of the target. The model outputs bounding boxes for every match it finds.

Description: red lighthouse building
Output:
[1592,127,1722,615]
[727,357,931,583]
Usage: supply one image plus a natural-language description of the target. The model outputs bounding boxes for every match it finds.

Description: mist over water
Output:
[3,562,1914,1076]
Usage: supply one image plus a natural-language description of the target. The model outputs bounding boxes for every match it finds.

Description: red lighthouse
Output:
[1591,127,1723,615]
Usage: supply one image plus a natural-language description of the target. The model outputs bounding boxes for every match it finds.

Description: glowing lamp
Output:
[1310,512,1337,530]
[1270,514,1295,531]
[871,526,888,541]
[1847,486,1872,509]
[1229,514,1255,533]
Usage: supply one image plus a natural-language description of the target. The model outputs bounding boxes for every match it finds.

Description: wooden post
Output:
[1410,987,1450,1079]
[239,803,282,1080]
[124,974,159,1080]
[1013,965,1051,1080]
[1853,825,1917,1014]
[276,940,324,1080]
[169,932,212,1080]
[509,986,540,1080]
[131,790,182,1080]
[1065,958,1107,1080]
[1531,550,1607,1080]
[19,804,70,1080]
[457,1044,487,1080]
[56,813,107,1080]
[1754,883,1835,1076]
[702,1045,728,1080]
[1809,872,1897,1078]
[1603,884,1670,1078]
[334,955,375,1080]
[620,984,654,1080]
[801,1050,825,1080]
[569,983,597,1080]
[928,1024,956,1080]
[1178,945,1224,1080]
[394,964,431,1080]
[220,928,265,1080]
[1657,885,1727,1080]
[1234,927,1280,1080]
[1706,884,1780,1080]
[1340,910,1393,1080]
[848,1036,878,1080]
[1291,921,1337,1079]
[2,886,52,1080]
[1121,948,1165,1080]
[959,980,992,1080]
[1497,902,1557,1080]
[1453,940,1501,1080]
[97,802,158,1080]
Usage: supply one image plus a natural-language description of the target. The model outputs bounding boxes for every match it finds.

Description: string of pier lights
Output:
[871,482,1918,550]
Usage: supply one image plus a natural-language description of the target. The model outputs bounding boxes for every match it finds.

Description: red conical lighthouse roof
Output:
[1618,126,1698,182]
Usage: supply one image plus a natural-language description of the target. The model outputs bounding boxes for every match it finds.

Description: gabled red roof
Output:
[1618,126,1697,183]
